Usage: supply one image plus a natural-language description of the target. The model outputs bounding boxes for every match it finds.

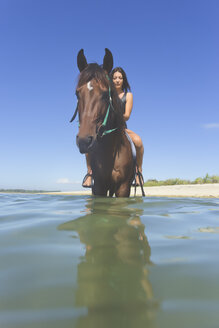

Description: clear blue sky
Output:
[1,0,218,190]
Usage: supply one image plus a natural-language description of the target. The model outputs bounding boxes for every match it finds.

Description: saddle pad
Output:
[125,131,136,175]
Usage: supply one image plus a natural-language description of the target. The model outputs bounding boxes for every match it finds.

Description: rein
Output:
[69,103,78,123]
[70,78,118,138]
[96,85,117,138]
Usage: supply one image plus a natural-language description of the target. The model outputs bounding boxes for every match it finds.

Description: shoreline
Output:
[1,184,218,198]
[41,183,219,198]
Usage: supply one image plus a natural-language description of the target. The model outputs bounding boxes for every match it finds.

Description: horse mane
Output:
[77,63,126,132]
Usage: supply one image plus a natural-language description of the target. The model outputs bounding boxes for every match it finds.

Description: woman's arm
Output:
[123,92,133,121]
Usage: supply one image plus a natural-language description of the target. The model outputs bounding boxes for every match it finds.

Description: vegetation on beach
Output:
[144,174,219,187]
[1,174,219,192]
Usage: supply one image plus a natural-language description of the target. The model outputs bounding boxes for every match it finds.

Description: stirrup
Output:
[82,173,93,188]
[132,170,144,187]
[132,169,145,197]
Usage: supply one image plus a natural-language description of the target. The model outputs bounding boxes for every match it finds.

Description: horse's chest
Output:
[91,140,131,185]
[111,168,123,183]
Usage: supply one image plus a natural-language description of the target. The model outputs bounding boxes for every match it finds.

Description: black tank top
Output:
[120,92,126,113]
[120,92,127,128]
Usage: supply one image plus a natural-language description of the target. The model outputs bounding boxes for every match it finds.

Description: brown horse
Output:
[72,49,135,197]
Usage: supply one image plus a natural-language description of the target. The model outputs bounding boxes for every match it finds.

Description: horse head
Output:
[75,49,117,154]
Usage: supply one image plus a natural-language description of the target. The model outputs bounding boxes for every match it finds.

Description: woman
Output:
[82,67,144,187]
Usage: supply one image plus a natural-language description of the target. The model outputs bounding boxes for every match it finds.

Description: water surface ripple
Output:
[0,194,219,328]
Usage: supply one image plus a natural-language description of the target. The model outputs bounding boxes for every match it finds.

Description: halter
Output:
[70,77,117,138]
[96,84,117,138]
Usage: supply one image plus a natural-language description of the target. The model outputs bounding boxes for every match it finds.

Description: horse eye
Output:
[95,114,104,124]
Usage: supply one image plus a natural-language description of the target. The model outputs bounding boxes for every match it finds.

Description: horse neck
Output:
[99,132,120,155]
[91,132,123,169]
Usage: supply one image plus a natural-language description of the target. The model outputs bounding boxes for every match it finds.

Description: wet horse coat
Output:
[74,49,135,197]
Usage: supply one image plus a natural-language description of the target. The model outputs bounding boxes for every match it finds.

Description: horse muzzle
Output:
[76,135,96,153]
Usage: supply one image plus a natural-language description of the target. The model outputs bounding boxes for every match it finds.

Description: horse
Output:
[71,48,136,197]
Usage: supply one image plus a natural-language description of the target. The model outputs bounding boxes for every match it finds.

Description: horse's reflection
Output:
[58,197,157,328]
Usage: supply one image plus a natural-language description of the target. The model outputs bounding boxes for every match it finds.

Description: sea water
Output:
[0,194,219,328]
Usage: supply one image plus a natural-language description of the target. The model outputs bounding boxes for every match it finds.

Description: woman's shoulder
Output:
[125,92,133,100]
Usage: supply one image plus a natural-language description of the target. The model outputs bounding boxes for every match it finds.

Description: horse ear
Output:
[103,48,113,73]
[77,49,88,72]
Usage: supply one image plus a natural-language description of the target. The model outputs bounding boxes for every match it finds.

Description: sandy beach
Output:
[44,183,219,198]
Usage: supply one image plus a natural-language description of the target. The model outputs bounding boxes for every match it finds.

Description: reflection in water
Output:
[58,197,157,328]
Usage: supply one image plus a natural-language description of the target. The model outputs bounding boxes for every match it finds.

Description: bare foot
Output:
[135,170,144,187]
[136,174,140,186]
[82,173,92,188]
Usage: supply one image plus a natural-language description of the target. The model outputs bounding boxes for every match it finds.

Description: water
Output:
[0,194,219,328]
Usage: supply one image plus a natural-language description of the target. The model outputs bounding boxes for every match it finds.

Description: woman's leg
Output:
[82,153,92,187]
[126,129,144,184]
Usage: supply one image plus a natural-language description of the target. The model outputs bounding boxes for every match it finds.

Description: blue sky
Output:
[1,0,218,190]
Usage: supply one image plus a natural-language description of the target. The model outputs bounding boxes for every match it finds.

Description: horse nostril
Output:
[76,135,94,153]
[87,136,93,147]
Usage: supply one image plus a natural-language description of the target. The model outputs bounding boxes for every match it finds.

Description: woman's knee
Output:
[126,129,143,149]
[132,134,143,148]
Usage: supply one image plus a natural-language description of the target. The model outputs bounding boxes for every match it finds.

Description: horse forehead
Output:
[87,81,93,91]
[78,80,107,96]
[86,80,107,93]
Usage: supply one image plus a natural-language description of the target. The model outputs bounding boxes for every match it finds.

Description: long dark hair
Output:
[111,67,131,93]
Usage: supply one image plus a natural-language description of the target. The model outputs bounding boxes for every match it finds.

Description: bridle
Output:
[70,77,118,139]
